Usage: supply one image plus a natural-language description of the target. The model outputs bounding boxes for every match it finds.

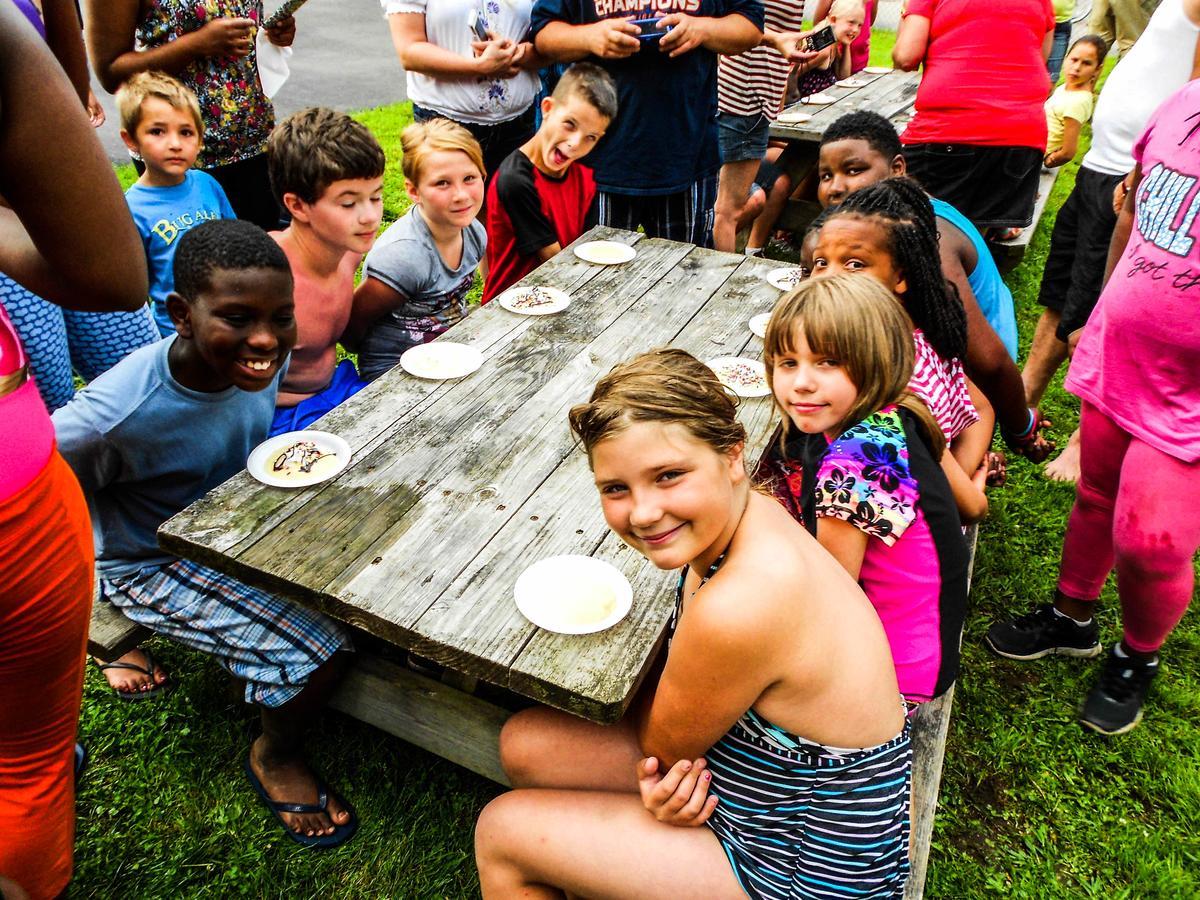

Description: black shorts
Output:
[1037,165,1123,341]
[902,143,1043,229]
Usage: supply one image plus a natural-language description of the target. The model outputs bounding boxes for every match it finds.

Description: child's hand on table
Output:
[637,756,719,827]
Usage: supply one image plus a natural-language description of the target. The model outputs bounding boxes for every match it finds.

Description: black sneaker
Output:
[985,603,1102,661]
[1079,647,1159,735]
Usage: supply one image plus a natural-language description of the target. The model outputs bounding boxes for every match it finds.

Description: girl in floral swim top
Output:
[762,274,981,706]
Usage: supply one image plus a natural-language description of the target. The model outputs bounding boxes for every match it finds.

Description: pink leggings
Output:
[1058,402,1200,653]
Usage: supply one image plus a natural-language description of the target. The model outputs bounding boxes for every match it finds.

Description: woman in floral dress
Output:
[86,0,297,229]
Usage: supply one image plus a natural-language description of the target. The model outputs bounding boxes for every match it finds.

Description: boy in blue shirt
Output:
[54,220,356,848]
[119,72,237,337]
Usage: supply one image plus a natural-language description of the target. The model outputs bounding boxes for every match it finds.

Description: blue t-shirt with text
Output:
[125,170,237,335]
[529,0,764,196]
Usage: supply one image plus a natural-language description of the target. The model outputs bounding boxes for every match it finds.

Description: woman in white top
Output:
[382,0,543,186]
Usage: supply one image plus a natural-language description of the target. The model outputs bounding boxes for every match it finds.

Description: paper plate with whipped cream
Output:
[400,342,483,380]
[248,430,351,488]
[515,555,633,635]
[574,240,637,265]
[497,285,572,316]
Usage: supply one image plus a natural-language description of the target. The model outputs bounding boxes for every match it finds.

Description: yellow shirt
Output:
[1045,85,1096,154]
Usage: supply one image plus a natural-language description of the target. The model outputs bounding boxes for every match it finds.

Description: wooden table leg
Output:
[329,653,513,786]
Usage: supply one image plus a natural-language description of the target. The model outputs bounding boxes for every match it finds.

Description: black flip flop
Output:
[92,650,171,701]
[243,756,358,849]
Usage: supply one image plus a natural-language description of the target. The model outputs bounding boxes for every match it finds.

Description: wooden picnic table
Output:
[766,69,922,233]
[158,225,784,781]
[769,68,921,145]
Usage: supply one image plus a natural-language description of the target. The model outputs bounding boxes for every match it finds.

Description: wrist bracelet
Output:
[1002,407,1038,444]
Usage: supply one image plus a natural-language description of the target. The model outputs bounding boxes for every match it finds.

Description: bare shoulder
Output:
[687,494,833,637]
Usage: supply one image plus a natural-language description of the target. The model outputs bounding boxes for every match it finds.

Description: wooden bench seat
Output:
[87,593,149,660]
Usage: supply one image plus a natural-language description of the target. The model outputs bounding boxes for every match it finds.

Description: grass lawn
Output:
[86,39,1198,898]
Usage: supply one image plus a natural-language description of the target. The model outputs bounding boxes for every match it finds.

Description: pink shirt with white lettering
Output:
[1067,79,1200,463]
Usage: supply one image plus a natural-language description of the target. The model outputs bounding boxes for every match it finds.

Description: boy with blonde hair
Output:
[119,71,236,336]
[266,107,386,436]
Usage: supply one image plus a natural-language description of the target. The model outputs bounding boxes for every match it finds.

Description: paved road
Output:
[88,0,408,162]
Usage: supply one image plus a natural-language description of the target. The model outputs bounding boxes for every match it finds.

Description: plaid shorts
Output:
[597,173,719,248]
[99,558,351,708]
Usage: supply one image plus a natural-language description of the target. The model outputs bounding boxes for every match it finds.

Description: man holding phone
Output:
[530,0,764,249]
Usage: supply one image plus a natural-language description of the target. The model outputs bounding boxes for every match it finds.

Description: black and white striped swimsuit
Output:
[672,558,912,899]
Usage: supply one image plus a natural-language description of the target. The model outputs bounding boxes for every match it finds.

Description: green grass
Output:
[78,44,1199,898]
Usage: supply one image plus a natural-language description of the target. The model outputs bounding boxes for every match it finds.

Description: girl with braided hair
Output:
[811,177,995,485]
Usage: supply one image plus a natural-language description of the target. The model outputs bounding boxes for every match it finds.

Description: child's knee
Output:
[498,707,551,786]
[1113,517,1190,580]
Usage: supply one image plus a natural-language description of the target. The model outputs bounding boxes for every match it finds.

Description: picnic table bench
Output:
[91,226,964,897]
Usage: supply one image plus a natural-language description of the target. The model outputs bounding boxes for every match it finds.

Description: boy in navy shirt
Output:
[530,0,764,248]
[54,220,356,848]
[119,72,237,336]
[483,63,618,303]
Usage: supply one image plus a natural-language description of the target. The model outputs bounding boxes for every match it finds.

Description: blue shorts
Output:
[100,558,351,708]
[717,112,770,165]
[270,359,368,437]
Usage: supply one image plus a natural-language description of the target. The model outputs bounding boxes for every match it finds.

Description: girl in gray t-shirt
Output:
[348,120,488,381]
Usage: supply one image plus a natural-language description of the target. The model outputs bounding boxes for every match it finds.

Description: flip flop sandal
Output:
[92,650,171,701]
[243,756,358,849]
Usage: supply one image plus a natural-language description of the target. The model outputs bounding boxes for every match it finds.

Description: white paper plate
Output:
[497,285,571,316]
[515,555,633,635]
[400,342,482,380]
[839,77,869,87]
[574,240,636,265]
[766,267,805,291]
[777,110,813,124]
[864,66,893,74]
[707,356,770,398]
[248,430,351,489]
[749,312,772,339]
[801,92,837,104]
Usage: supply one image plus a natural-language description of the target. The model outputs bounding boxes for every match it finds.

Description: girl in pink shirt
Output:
[761,274,975,706]
[987,79,1200,735]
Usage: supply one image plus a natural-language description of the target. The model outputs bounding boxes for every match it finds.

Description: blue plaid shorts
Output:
[100,558,351,707]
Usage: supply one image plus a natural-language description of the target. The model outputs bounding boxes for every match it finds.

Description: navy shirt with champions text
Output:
[529,0,765,196]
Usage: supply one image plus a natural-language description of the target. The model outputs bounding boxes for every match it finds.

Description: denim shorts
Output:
[717,111,770,164]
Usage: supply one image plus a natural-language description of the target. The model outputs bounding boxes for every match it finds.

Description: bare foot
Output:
[249,736,352,839]
[1044,427,1081,483]
[92,647,169,695]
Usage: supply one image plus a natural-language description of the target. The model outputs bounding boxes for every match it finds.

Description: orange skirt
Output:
[0,451,93,900]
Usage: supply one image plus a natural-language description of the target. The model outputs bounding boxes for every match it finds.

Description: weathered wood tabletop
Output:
[159,226,785,727]
[769,68,921,144]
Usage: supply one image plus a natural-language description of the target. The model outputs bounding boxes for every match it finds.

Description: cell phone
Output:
[803,25,836,53]
[631,17,668,41]
[468,8,489,42]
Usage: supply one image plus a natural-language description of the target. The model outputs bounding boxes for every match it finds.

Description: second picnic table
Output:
[768,68,921,232]
[159,225,784,784]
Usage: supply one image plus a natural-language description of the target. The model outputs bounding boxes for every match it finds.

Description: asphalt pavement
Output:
[87,0,408,162]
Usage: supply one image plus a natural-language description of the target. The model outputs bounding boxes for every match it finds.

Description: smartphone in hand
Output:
[468,8,489,42]
[803,25,835,53]
[630,17,669,41]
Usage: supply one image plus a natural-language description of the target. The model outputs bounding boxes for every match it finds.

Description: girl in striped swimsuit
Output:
[476,349,912,899]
